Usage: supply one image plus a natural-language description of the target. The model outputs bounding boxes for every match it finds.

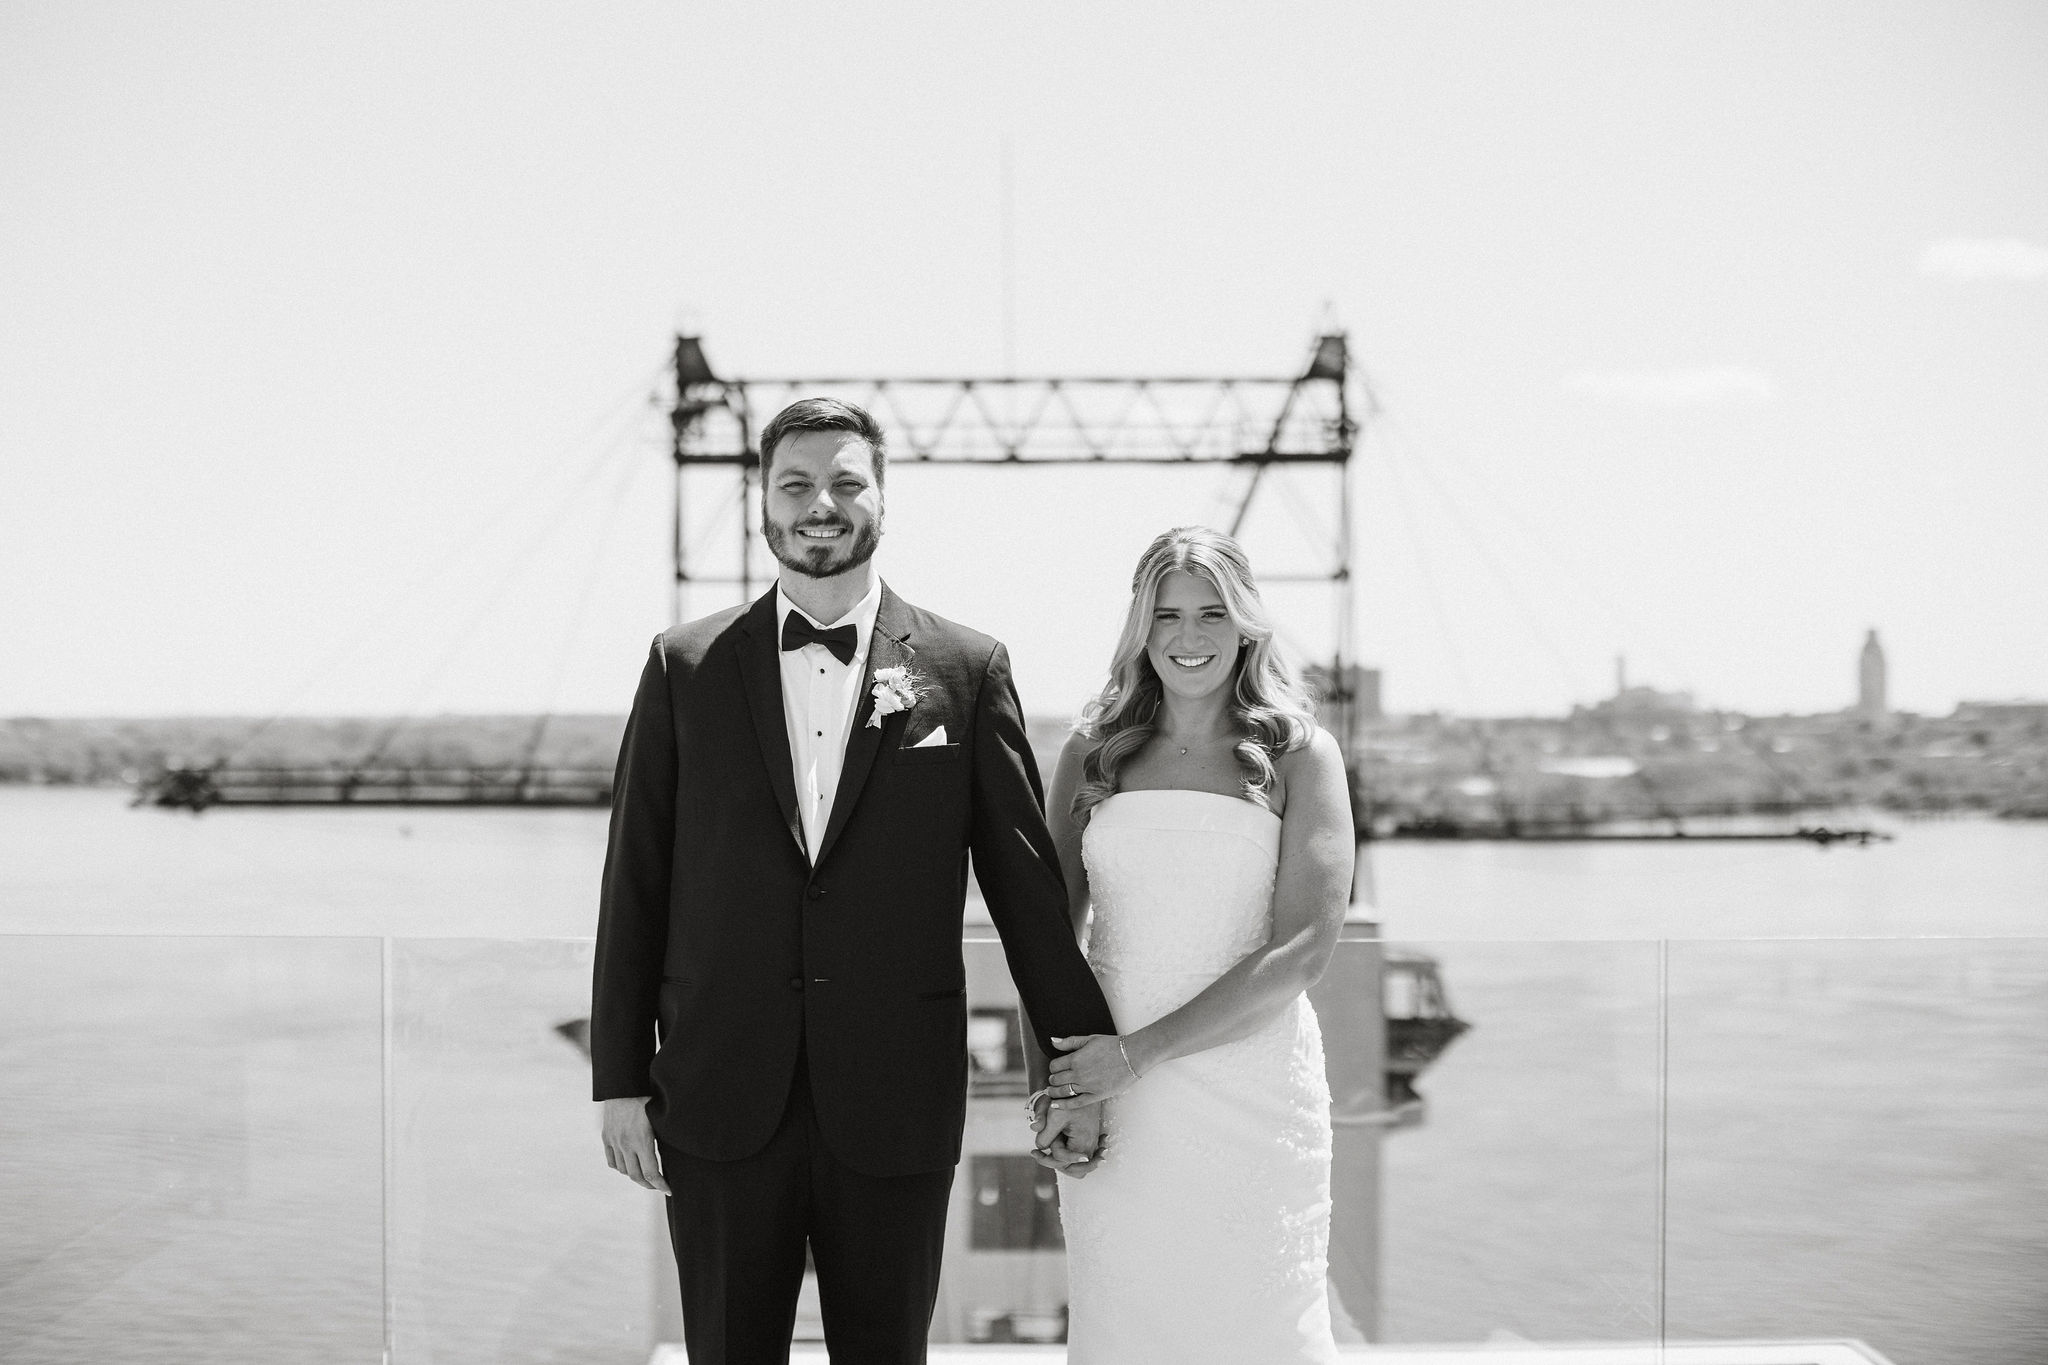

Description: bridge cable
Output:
[222,357,670,767]
[343,409,656,778]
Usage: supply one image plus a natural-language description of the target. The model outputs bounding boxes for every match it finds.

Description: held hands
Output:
[1046,1034,1143,1111]
[1028,1090,1106,1179]
[600,1096,670,1195]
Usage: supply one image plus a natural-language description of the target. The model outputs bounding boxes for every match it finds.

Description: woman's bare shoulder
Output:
[1276,725,1345,783]
[1058,726,1101,764]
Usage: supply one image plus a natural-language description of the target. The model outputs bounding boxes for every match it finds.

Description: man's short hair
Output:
[758,398,888,487]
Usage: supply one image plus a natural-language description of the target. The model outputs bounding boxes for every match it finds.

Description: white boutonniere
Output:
[868,665,924,728]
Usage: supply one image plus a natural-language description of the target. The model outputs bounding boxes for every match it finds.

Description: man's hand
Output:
[1030,1094,1106,1179]
[600,1096,670,1194]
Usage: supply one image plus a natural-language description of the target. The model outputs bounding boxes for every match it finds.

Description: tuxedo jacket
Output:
[590,584,1115,1177]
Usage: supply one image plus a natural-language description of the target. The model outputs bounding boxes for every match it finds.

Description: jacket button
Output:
[807,885,825,900]
[788,977,804,991]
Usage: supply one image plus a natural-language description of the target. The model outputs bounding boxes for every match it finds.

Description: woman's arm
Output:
[1048,727,1353,1109]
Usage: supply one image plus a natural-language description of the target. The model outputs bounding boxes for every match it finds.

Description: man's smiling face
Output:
[761,429,883,578]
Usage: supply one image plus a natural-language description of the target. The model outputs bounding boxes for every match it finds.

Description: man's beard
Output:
[761,513,882,579]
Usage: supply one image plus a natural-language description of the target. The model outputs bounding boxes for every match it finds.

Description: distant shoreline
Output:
[6,709,2043,820]
[0,714,1073,788]
[0,714,631,786]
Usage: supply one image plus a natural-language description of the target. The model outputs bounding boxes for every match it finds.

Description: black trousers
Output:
[657,1052,956,1365]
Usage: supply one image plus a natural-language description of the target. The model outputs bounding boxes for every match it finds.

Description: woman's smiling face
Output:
[1146,570,1240,701]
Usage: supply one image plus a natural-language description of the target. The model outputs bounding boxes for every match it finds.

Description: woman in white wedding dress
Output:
[1029,525,1355,1364]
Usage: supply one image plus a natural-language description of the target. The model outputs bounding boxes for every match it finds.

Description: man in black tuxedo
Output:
[591,397,1113,1363]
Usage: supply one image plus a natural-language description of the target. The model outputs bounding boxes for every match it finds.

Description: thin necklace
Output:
[1164,709,1233,760]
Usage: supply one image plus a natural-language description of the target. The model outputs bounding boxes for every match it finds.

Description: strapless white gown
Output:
[1058,789,1340,1364]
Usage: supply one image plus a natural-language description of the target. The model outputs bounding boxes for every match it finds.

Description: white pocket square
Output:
[910,726,948,748]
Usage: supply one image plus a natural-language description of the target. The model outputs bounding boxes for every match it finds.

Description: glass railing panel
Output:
[0,934,384,1364]
[1375,938,1665,1345]
[18,928,2023,1361]
[385,936,655,1365]
[1663,934,2048,1365]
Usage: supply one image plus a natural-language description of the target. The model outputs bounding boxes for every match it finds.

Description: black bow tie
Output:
[781,611,858,666]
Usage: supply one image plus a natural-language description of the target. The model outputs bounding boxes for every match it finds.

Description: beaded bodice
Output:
[1080,788,1281,1029]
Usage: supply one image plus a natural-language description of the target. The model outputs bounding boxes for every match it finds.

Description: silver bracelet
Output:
[1117,1037,1142,1081]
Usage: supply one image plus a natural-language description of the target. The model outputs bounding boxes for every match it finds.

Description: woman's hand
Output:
[1030,1098,1106,1178]
[1046,1033,1141,1109]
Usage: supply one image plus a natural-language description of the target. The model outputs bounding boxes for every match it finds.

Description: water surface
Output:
[2,788,2044,1362]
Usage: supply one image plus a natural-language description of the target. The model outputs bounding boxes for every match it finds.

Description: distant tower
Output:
[1858,629,1888,718]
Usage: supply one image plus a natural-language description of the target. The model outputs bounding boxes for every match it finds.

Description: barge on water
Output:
[1376,809,1890,846]
[139,763,614,810]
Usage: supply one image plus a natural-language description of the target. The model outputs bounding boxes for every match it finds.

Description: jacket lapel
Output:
[733,588,806,860]
[814,586,916,869]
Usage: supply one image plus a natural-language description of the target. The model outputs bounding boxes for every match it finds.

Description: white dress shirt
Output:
[776,579,883,863]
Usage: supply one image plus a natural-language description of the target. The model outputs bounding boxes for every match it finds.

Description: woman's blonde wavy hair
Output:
[1072,526,1318,826]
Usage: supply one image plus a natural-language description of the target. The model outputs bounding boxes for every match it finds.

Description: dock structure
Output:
[1316,1342,1896,1363]
[712,1350,1892,1358]
[657,1337,1896,1362]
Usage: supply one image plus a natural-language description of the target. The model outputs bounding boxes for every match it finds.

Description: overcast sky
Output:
[4,2,2043,721]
